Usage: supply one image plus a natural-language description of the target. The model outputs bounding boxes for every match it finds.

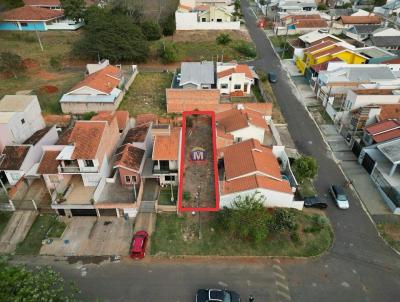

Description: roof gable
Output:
[1,6,63,21]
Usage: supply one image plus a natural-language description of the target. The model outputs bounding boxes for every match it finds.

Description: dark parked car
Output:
[196,289,241,302]
[304,196,328,209]
[130,230,148,259]
[329,185,349,209]
[268,72,277,83]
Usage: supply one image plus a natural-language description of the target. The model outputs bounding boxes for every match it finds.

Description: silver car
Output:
[330,185,349,209]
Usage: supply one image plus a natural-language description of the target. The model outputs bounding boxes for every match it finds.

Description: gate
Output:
[362,153,375,174]
[352,141,362,157]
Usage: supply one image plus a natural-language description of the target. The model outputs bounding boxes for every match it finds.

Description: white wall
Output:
[218,74,253,95]
[220,188,301,210]
[345,90,400,110]
[5,170,24,186]
[230,125,265,143]
[175,11,240,30]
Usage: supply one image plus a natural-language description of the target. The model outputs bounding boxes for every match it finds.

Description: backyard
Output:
[119,72,173,117]
[151,211,333,256]
[159,186,178,206]
[181,114,216,209]
[15,214,66,255]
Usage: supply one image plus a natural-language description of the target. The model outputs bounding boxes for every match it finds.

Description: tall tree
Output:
[0,260,80,301]
[60,0,85,21]
[73,8,149,62]
[0,52,25,79]
[293,156,318,183]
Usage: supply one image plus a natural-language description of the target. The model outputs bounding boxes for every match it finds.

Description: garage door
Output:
[70,209,97,216]
[98,209,117,216]
[362,153,375,175]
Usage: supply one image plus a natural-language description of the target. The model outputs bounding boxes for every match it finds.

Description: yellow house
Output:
[295,41,368,75]
[198,6,234,22]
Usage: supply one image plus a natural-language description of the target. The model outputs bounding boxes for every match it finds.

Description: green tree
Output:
[111,0,144,23]
[158,41,179,64]
[0,259,80,301]
[317,3,328,10]
[259,0,266,5]
[234,41,257,58]
[60,0,85,21]
[141,21,161,41]
[73,9,149,62]
[293,156,318,183]
[217,192,270,243]
[216,33,232,45]
[233,0,241,18]
[50,56,62,71]
[0,51,25,79]
[161,13,176,36]
[2,0,24,9]
[268,208,297,233]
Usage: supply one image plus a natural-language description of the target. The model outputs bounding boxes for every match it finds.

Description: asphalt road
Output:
[22,3,400,301]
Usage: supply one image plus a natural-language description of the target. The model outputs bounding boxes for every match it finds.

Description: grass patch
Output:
[252,85,265,103]
[15,214,66,255]
[158,187,178,205]
[0,212,12,236]
[297,178,317,198]
[119,72,173,117]
[151,212,332,257]
[377,222,400,253]
[258,77,285,123]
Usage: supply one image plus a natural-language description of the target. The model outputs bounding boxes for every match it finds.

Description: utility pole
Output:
[35,30,43,51]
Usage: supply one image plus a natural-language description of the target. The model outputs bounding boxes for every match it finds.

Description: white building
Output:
[0,95,45,152]
[216,62,255,95]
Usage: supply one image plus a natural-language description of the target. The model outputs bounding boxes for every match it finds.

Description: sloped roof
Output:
[24,0,60,5]
[217,64,254,79]
[166,89,220,103]
[351,24,381,34]
[0,95,36,112]
[180,61,214,86]
[37,150,59,174]
[216,108,267,133]
[221,139,281,181]
[370,36,400,47]
[0,146,30,170]
[91,110,129,131]
[313,45,346,59]
[135,113,157,126]
[305,40,336,54]
[23,127,52,145]
[222,174,292,195]
[68,121,106,159]
[379,104,400,121]
[122,123,150,145]
[70,65,122,94]
[152,128,180,160]
[292,19,328,28]
[1,6,63,21]
[339,15,381,25]
[365,119,400,135]
[114,144,145,172]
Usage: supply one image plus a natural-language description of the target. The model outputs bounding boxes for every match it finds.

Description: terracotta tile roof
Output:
[195,5,209,10]
[379,104,400,121]
[1,6,63,21]
[311,57,344,72]
[382,57,400,64]
[37,150,59,174]
[305,40,336,54]
[313,45,346,59]
[91,110,129,131]
[230,91,245,97]
[216,108,268,133]
[70,65,122,94]
[222,174,292,195]
[282,14,321,21]
[217,127,234,140]
[114,144,144,172]
[43,114,71,127]
[353,89,394,95]
[135,113,157,126]
[0,146,30,170]
[373,129,400,143]
[68,121,106,159]
[166,89,220,113]
[152,128,180,160]
[365,119,400,135]
[291,19,328,28]
[24,0,60,5]
[217,64,254,79]
[178,4,192,10]
[23,127,51,145]
[245,108,268,128]
[221,139,281,181]
[122,123,150,144]
[339,15,381,25]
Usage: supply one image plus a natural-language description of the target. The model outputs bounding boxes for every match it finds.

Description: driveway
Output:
[40,217,133,257]
[242,0,400,300]
[142,179,159,201]
[0,210,37,254]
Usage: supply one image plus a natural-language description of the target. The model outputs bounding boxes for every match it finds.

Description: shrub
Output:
[141,21,161,41]
[317,3,328,10]
[268,208,297,233]
[216,33,232,45]
[293,156,318,183]
[259,72,268,82]
[290,231,301,245]
[234,41,257,58]
[183,191,191,201]
[81,111,96,120]
[161,14,176,36]
[49,56,62,71]
[158,42,179,64]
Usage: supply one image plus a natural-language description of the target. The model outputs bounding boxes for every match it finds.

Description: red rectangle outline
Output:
[178,111,220,212]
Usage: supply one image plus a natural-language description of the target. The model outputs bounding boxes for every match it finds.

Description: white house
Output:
[0,95,45,152]
[216,62,255,96]
[218,139,302,210]
[0,126,58,186]
[178,61,215,89]
[343,89,400,111]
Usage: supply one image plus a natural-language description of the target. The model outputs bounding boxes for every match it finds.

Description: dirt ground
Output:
[169,30,252,42]
[182,115,216,209]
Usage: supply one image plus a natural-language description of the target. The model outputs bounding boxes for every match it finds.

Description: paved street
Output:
[13,2,400,301]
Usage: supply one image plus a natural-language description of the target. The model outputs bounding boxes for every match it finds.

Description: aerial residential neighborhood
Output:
[0,0,400,301]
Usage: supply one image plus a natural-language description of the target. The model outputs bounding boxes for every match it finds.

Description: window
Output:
[234,84,241,90]
[202,18,206,22]
[20,22,28,27]
[21,118,25,124]
[235,137,242,143]
[125,175,132,183]
[84,160,94,167]
[221,84,228,89]
[217,19,222,22]
[165,175,175,181]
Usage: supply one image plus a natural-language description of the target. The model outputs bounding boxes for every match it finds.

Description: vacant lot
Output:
[182,115,216,209]
[119,72,173,116]
[377,222,400,253]
[151,211,333,256]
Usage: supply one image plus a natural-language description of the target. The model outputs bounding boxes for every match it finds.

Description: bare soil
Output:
[182,115,216,209]
[169,30,252,42]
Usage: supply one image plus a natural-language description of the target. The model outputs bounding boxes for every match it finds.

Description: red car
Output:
[130,230,148,259]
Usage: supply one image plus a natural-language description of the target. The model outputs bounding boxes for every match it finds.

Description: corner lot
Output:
[40,217,133,256]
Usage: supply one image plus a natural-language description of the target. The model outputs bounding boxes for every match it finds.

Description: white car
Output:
[330,185,349,209]
[176,73,181,82]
